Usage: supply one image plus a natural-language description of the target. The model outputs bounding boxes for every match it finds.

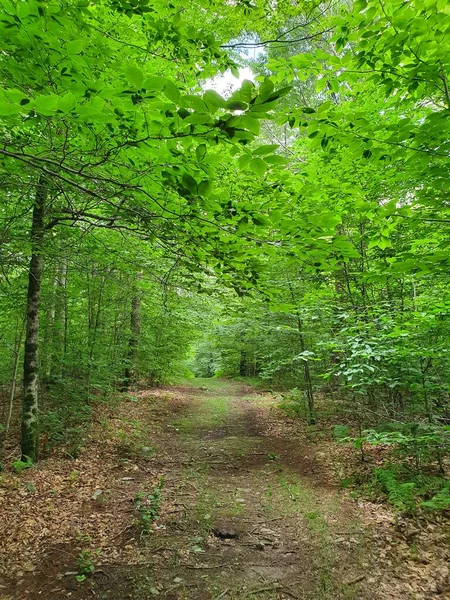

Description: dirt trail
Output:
[2,380,386,600]
[98,379,380,600]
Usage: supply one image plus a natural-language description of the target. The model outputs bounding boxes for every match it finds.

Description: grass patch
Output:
[171,395,230,433]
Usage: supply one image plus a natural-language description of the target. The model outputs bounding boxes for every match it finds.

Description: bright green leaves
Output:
[164,80,181,104]
[238,154,251,170]
[227,115,260,135]
[196,144,207,162]
[143,76,165,92]
[58,92,78,114]
[126,65,144,89]
[203,90,227,111]
[0,0,295,292]
[258,78,274,103]
[237,142,289,177]
[181,172,213,198]
[198,179,212,197]
[264,155,288,166]
[253,144,278,156]
[237,148,289,176]
[182,174,198,194]
[249,157,266,177]
[35,95,60,116]
[66,39,84,55]
[0,101,21,116]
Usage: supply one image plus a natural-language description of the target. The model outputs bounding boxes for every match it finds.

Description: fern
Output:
[420,486,450,511]
[373,468,416,512]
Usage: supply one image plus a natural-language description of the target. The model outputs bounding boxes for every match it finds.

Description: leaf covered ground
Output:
[1,380,449,599]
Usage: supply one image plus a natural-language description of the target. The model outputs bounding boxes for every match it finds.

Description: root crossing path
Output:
[5,380,386,600]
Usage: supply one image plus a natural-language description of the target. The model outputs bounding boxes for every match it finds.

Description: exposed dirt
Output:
[1,381,449,599]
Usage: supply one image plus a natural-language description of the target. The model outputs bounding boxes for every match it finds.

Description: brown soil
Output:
[1,381,449,599]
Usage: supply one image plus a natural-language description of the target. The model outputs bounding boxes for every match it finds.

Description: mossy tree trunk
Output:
[21,176,47,461]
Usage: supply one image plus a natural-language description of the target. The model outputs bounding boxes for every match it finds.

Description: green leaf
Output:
[0,102,21,116]
[230,65,239,78]
[182,174,198,194]
[196,144,207,161]
[58,92,77,113]
[253,144,279,156]
[35,95,59,116]
[66,40,84,55]
[238,153,251,170]
[238,80,255,103]
[264,155,288,166]
[126,66,144,88]
[267,86,291,101]
[258,77,275,103]
[249,157,266,177]
[203,90,227,110]
[164,80,181,104]
[227,115,260,135]
[180,95,208,112]
[143,76,165,91]
[184,112,211,125]
[198,180,212,197]
[226,100,248,111]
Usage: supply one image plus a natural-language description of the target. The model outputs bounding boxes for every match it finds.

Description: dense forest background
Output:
[1,0,450,511]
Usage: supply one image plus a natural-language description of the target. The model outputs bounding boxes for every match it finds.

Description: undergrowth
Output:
[371,465,450,513]
[134,477,165,534]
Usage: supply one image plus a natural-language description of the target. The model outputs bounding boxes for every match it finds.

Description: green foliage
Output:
[40,395,92,457]
[372,465,450,513]
[134,477,165,534]
[333,425,351,442]
[278,388,307,418]
[76,548,101,582]
[420,487,450,511]
[373,468,417,512]
[0,0,449,535]
[11,457,33,473]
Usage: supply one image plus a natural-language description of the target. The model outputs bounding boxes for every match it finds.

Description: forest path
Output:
[98,379,380,600]
[3,380,386,600]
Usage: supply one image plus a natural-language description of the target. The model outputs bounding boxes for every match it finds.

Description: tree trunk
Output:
[51,259,68,381]
[0,317,25,454]
[296,315,316,425]
[42,268,57,385]
[122,273,142,391]
[289,283,316,425]
[21,176,47,461]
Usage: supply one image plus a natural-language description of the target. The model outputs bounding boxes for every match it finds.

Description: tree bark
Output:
[0,318,25,454]
[289,283,316,425]
[21,176,47,461]
[42,267,57,385]
[122,273,142,391]
[296,314,316,425]
[51,259,68,380]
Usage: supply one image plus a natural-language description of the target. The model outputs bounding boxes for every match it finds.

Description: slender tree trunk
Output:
[296,315,316,425]
[239,330,247,377]
[122,273,142,391]
[239,350,247,377]
[51,259,68,380]
[42,268,57,385]
[86,270,106,394]
[21,176,47,461]
[0,318,25,454]
[289,283,316,425]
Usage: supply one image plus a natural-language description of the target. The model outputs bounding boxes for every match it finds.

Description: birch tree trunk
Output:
[21,176,47,461]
